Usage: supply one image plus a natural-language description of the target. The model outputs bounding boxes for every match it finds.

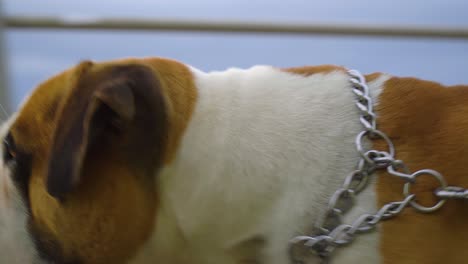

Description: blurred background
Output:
[2,0,468,111]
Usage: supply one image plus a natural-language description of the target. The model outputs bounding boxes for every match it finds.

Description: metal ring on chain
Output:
[355,130,395,164]
[403,169,447,213]
[387,160,414,182]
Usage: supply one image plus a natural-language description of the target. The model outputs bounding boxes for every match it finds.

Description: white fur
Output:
[132,66,390,264]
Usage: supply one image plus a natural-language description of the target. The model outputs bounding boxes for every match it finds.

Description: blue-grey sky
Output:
[5,0,468,109]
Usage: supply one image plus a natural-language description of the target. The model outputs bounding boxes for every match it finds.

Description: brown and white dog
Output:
[0,57,467,264]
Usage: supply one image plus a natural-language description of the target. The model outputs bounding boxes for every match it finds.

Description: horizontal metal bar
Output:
[5,16,468,39]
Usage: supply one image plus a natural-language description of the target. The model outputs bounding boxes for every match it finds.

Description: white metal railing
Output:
[6,16,468,39]
[2,15,468,112]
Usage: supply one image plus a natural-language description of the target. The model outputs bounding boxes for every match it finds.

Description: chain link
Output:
[289,69,468,263]
[435,186,468,199]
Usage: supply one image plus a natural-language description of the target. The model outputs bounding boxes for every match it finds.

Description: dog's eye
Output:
[3,133,17,165]
[2,132,32,205]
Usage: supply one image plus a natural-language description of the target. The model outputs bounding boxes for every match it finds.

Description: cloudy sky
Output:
[4,0,468,109]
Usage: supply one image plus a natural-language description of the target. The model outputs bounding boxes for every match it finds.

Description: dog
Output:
[0,57,467,264]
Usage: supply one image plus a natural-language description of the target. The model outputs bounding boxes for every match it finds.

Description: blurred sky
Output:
[4,0,468,109]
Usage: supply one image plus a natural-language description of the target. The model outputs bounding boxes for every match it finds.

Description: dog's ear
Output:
[46,64,164,200]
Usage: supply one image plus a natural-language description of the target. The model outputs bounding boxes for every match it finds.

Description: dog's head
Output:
[0,58,196,263]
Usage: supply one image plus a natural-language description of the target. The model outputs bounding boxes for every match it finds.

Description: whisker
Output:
[0,103,9,121]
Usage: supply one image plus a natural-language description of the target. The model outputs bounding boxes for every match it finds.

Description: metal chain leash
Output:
[289,69,468,264]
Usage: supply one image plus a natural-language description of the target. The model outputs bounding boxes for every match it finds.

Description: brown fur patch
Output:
[140,58,198,164]
[9,57,198,263]
[365,72,383,83]
[375,77,468,263]
[283,65,382,83]
[283,65,346,76]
